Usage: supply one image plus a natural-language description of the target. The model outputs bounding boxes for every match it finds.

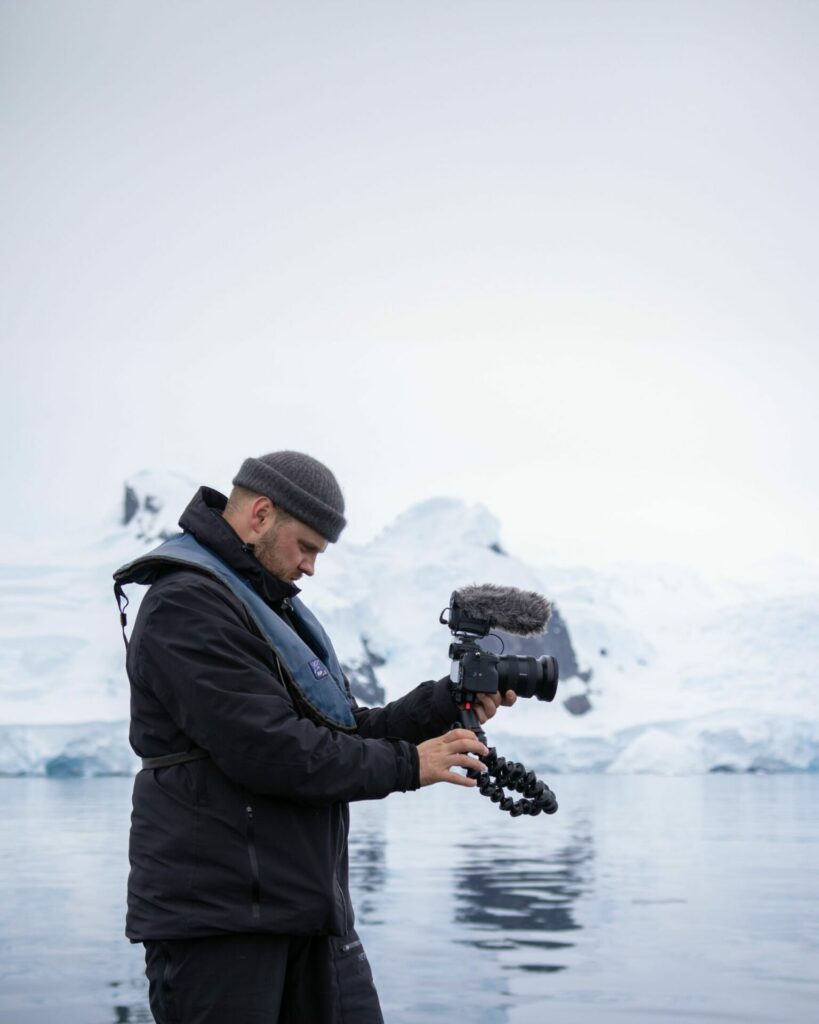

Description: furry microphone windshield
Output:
[452,584,552,636]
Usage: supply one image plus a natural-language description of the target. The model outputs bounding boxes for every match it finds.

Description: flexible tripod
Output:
[454,705,558,818]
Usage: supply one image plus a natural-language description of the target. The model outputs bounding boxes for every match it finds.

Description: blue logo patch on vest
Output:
[309,658,330,680]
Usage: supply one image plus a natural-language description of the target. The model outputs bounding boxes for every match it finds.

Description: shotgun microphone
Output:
[443,584,552,638]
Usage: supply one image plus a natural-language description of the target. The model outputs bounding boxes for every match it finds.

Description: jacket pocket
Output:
[331,932,384,1024]
[182,759,209,807]
[144,941,182,1024]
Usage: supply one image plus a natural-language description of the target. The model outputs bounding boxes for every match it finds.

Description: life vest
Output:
[113,531,356,731]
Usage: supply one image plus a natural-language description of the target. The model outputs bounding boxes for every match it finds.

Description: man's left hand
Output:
[475,690,517,724]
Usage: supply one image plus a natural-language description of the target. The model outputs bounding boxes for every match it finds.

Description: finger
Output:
[449,755,488,773]
[502,691,517,707]
[446,737,489,756]
[440,769,478,787]
[477,695,497,721]
[445,728,477,744]
[444,731,489,752]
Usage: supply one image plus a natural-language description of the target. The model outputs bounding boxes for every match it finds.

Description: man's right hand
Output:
[417,729,489,787]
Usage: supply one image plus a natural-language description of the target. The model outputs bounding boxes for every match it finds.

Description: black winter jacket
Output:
[123,487,459,941]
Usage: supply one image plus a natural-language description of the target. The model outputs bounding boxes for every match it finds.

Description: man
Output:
[114,450,514,1024]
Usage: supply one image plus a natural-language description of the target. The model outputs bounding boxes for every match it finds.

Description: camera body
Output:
[449,639,559,703]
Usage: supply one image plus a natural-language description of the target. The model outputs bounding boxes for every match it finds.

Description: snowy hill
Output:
[1,472,817,775]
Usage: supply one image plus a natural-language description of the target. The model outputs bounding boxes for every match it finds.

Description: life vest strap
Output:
[140,748,210,770]
[114,580,130,650]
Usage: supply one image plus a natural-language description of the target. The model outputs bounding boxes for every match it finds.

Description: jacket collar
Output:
[178,487,300,609]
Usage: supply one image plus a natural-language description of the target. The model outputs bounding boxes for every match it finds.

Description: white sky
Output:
[1,1,817,581]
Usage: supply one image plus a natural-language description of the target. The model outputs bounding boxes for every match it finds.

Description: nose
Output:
[299,554,316,577]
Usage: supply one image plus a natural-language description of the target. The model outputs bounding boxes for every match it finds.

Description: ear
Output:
[249,496,275,536]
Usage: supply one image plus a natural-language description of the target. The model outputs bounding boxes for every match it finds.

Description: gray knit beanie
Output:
[232,451,346,542]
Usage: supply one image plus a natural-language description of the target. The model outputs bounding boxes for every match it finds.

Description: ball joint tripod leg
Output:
[451,709,558,818]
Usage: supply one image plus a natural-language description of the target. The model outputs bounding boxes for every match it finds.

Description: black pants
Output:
[143,930,385,1024]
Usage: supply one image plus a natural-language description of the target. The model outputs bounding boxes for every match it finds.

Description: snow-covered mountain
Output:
[1,471,817,775]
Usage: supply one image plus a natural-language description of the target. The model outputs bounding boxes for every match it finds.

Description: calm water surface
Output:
[0,775,817,1023]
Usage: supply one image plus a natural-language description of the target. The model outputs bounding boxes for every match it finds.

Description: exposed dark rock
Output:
[563,694,592,716]
[342,636,388,705]
[488,542,508,556]
[343,661,385,706]
[123,485,139,526]
[123,483,177,542]
[361,636,386,668]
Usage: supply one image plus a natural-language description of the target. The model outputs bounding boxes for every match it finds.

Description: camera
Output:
[442,589,559,706]
[439,586,560,818]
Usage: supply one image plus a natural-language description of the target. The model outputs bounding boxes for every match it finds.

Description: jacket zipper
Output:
[336,812,349,934]
[245,804,261,919]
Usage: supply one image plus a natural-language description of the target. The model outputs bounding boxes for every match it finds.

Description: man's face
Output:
[254,514,328,583]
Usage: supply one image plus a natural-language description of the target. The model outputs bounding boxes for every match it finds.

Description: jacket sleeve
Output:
[130,575,419,805]
[351,678,460,743]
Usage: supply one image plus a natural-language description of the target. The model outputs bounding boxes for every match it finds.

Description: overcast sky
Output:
[2,1,817,581]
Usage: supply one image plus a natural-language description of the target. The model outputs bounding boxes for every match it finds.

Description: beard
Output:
[253,526,299,582]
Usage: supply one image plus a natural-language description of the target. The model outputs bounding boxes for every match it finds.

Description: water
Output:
[1,774,817,1023]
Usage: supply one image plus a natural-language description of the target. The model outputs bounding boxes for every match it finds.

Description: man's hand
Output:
[417,729,489,787]
[474,689,517,724]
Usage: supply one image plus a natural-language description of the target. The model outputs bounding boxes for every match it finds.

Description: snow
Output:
[0,472,817,775]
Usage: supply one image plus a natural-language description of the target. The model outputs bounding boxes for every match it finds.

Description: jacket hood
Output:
[178,486,299,608]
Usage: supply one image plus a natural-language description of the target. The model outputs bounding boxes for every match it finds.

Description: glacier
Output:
[0,470,817,776]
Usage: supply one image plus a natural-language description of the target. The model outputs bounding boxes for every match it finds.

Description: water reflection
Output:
[452,825,594,974]
[348,808,388,926]
[110,1001,152,1023]
[3,777,818,1024]
[106,977,153,1023]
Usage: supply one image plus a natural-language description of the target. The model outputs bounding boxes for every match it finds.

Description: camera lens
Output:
[497,654,558,702]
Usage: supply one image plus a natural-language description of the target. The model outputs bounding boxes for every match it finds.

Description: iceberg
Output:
[1,472,817,775]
